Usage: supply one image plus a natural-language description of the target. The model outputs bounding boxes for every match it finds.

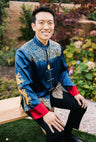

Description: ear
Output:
[31,23,36,31]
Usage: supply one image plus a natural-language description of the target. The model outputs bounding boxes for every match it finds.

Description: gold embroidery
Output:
[52,82,64,99]
[52,88,63,99]
[22,96,29,111]
[21,39,61,62]
[38,98,51,109]
[16,72,24,85]
[19,89,31,105]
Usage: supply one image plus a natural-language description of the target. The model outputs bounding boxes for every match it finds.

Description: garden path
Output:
[55,99,96,135]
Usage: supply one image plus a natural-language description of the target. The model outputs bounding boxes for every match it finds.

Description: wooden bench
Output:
[0,96,51,134]
[0,96,28,125]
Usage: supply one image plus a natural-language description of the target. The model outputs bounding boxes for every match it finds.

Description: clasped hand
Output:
[43,111,64,133]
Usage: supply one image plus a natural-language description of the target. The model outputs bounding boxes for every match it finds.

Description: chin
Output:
[43,35,52,40]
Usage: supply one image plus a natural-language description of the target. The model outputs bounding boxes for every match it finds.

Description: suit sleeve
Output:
[15,49,49,120]
[59,47,79,96]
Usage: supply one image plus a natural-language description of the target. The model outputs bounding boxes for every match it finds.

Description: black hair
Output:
[32,6,55,23]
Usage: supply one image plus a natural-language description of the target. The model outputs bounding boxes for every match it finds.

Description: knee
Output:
[83,105,87,113]
[47,127,61,136]
[46,127,62,141]
[75,104,87,114]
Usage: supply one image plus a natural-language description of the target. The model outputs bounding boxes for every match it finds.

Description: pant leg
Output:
[36,117,63,142]
[25,91,87,142]
[50,91,87,135]
[21,100,63,142]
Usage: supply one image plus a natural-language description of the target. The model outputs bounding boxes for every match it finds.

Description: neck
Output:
[36,36,48,46]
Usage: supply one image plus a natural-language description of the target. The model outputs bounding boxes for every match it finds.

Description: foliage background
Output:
[0,0,96,101]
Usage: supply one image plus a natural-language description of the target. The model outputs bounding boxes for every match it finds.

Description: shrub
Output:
[39,2,96,48]
[0,38,17,66]
[39,1,82,48]
[18,4,35,41]
[64,30,96,101]
[0,0,17,66]
[52,10,81,47]
[69,0,96,5]
[18,1,96,48]
[64,39,94,68]
[23,0,96,5]
[88,12,96,21]
[0,78,20,100]
[0,46,16,66]
[0,0,9,47]
[70,61,96,101]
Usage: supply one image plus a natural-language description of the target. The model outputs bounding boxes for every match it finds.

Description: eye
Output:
[48,21,54,25]
[39,21,44,25]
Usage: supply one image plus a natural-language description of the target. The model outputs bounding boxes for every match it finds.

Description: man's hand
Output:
[74,94,87,109]
[43,111,64,133]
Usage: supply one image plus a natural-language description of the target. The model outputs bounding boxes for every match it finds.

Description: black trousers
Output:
[35,91,87,142]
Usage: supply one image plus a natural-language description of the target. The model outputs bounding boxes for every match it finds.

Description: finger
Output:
[55,118,64,128]
[48,124,54,133]
[55,114,64,127]
[84,103,87,109]
[81,99,87,109]
[84,101,87,109]
[77,99,82,106]
[51,122,62,132]
[53,121,64,131]
[55,114,61,120]
[81,100,85,108]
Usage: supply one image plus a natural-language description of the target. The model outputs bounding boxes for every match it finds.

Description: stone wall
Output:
[6,1,39,47]
[5,1,81,47]
[5,1,96,47]
[77,18,96,36]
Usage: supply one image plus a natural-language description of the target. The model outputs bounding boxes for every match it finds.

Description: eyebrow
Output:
[37,19,54,22]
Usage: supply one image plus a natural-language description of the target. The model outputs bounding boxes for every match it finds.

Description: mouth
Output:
[41,31,50,36]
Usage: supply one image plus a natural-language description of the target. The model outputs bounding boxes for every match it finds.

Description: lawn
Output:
[0,119,96,142]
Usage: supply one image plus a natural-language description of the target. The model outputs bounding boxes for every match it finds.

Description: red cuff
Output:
[68,85,79,96]
[29,102,49,120]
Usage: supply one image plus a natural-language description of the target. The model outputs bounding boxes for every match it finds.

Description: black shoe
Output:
[63,133,84,142]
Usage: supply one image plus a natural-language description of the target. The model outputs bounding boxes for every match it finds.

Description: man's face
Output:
[32,12,55,45]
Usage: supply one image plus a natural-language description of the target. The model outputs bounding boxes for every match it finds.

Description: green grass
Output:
[0,119,96,142]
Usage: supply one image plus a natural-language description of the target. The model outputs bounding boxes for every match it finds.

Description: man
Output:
[15,6,87,142]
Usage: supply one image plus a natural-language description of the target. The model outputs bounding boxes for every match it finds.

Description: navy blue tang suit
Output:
[15,36,79,120]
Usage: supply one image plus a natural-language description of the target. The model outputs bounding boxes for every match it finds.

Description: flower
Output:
[76,60,81,64]
[90,30,96,37]
[74,40,83,48]
[69,69,74,75]
[76,29,84,36]
[86,61,95,70]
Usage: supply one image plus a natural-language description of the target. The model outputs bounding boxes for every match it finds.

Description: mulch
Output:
[0,66,15,80]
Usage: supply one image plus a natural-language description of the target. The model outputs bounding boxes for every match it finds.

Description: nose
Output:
[43,23,49,29]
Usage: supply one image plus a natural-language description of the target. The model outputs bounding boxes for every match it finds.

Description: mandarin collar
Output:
[33,36,49,49]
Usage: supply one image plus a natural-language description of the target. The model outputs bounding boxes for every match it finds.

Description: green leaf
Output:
[80,90,85,96]
[87,81,92,86]
[78,80,84,85]
[92,90,96,94]
[71,60,76,65]
[82,39,91,49]
[85,73,93,80]
[67,53,73,58]
[70,42,75,47]
[83,84,90,89]
[92,43,96,49]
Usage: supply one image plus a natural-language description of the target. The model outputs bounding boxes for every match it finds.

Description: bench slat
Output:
[0,96,28,125]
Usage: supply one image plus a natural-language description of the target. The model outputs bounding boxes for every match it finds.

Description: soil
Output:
[0,66,15,80]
